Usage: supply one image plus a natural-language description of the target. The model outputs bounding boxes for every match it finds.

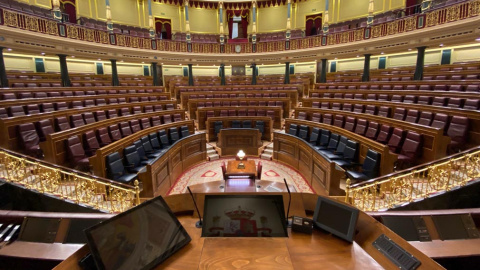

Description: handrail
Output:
[345,146,480,211]
[0,147,140,213]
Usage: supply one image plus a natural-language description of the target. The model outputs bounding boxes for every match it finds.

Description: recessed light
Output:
[7,48,12,51]
[380,52,384,55]
[41,52,45,55]
[141,61,144,63]
[408,48,412,51]
[179,64,182,65]
[356,55,359,57]
[71,55,75,58]
[439,43,444,47]
[334,57,337,60]
[97,58,101,61]
[120,60,124,62]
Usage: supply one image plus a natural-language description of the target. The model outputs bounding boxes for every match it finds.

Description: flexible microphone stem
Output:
[284,178,292,227]
[187,186,203,228]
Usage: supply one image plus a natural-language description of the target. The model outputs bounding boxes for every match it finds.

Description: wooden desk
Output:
[189,180,297,193]
[217,129,263,156]
[226,160,257,178]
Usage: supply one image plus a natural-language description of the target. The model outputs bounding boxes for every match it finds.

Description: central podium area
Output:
[217,128,263,156]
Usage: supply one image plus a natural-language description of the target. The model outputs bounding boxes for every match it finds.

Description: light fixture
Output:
[237,150,246,169]
[97,58,101,61]
[71,55,75,58]
[7,48,12,51]
[41,52,45,55]
[439,44,444,47]
[334,57,337,60]
[476,36,480,42]
[408,48,412,51]
[380,52,384,55]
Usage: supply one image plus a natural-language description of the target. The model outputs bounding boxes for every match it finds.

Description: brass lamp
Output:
[237,150,246,169]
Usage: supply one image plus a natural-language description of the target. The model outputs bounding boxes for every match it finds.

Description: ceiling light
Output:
[41,52,45,55]
[71,56,75,58]
[7,48,12,51]
[439,44,444,47]
[408,48,412,51]
[97,58,101,61]
[380,52,384,55]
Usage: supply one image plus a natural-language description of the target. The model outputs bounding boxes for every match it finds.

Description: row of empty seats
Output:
[309,96,480,111]
[315,83,480,92]
[0,102,175,119]
[188,92,289,99]
[198,100,284,108]
[177,85,298,92]
[287,125,382,182]
[297,111,468,154]
[213,120,265,136]
[105,127,190,184]
[0,89,165,100]
[205,109,276,119]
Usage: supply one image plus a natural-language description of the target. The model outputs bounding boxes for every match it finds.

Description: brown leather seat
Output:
[173,114,182,122]
[354,119,368,136]
[163,114,173,124]
[66,136,90,171]
[343,117,356,132]
[129,120,142,133]
[353,104,364,113]
[376,124,392,144]
[391,95,403,102]
[70,114,85,128]
[396,131,423,169]
[446,98,464,108]
[108,124,123,141]
[463,99,480,110]
[132,106,142,114]
[55,102,69,111]
[364,105,377,115]
[8,106,25,117]
[83,131,100,156]
[83,112,96,125]
[311,113,321,122]
[430,113,450,133]
[18,123,43,158]
[377,106,391,118]
[322,114,333,125]
[417,96,432,105]
[404,109,419,123]
[447,116,469,154]
[119,108,131,116]
[392,108,407,121]
[36,119,54,141]
[297,112,307,120]
[119,122,133,137]
[387,128,406,153]
[432,97,447,107]
[403,95,417,104]
[140,118,151,129]
[26,104,40,115]
[331,103,342,110]
[417,112,433,126]
[96,128,112,147]
[151,116,162,126]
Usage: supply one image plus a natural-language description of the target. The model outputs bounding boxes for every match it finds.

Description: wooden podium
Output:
[217,128,262,156]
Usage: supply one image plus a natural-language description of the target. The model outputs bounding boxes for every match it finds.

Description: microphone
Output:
[283,178,292,228]
[187,186,203,228]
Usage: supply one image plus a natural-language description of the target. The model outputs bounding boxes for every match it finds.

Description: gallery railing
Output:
[345,146,480,212]
[1,0,479,54]
[0,148,140,213]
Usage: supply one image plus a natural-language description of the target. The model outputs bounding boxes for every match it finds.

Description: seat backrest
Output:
[343,140,359,161]
[377,106,391,118]
[322,114,333,125]
[151,116,162,126]
[123,145,142,169]
[343,117,356,132]
[180,126,190,137]
[18,123,40,149]
[432,97,447,106]
[417,112,433,126]
[119,122,132,137]
[66,136,86,163]
[83,130,100,156]
[354,119,368,136]
[8,106,25,117]
[288,124,298,136]
[392,108,407,121]
[83,112,96,125]
[447,98,464,108]
[387,128,406,153]
[105,152,125,180]
[361,150,381,179]
[430,113,450,132]
[55,117,71,131]
[70,114,85,128]
[162,115,172,124]
[376,124,392,144]
[334,136,349,155]
[463,99,480,110]
[417,96,432,105]
[319,129,331,146]
[404,109,419,123]
[130,120,142,133]
[333,115,345,128]
[326,133,339,149]
[169,127,180,142]
[94,111,107,121]
[37,119,54,141]
[400,131,423,159]
[298,125,309,140]
[308,127,320,145]
[446,116,469,145]
[149,133,162,149]
[97,128,112,146]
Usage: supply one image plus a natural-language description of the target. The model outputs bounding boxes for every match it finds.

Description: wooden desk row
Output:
[314,79,480,89]
[0,85,165,96]
[217,129,263,156]
[0,92,171,108]
[172,83,304,100]
[0,101,177,151]
[89,120,195,188]
[205,116,273,142]
[188,97,291,119]
[283,119,398,177]
[294,107,451,164]
[196,106,283,130]
[42,109,186,167]
[138,132,206,197]
[179,88,298,109]
[309,89,480,99]
[302,98,480,146]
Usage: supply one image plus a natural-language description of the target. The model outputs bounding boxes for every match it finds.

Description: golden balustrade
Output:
[345,146,480,212]
[0,148,139,213]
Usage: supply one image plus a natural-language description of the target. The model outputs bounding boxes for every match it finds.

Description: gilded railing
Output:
[345,146,480,211]
[1,0,480,53]
[0,148,140,213]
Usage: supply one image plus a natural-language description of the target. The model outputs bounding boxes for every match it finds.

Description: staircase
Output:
[206,144,219,161]
[260,143,274,160]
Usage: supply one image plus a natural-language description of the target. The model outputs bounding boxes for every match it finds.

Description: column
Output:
[284,62,290,84]
[188,64,194,86]
[285,0,291,40]
[317,59,328,83]
[220,64,226,86]
[251,1,257,45]
[105,0,113,33]
[322,0,329,34]
[57,54,71,87]
[110,59,120,86]
[362,54,371,82]
[414,46,427,81]
[148,0,155,39]
[52,0,62,21]
[367,0,374,27]
[219,2,225,45]
[184,0,192,50]
[151,62,159,86]
[251,63,257,85]
[0,47,9,88]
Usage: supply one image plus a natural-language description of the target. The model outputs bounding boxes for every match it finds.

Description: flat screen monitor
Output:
[201,195,288,237]
[312,196,359,242]
[84,196,191,270]
[381,216,425,241]
[432,214,479,240]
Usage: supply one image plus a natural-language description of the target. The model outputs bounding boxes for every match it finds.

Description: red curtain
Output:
[405,0,418,16]
[227,10,249,39]
[305,14,322,36]
[155,18,172,39]
[60,0,76,24]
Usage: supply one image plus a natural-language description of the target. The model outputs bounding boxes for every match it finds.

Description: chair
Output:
[163,115,172,124]
[94,111,107,122]
[40,103,55,113]
[169,127,180,142]
[297,112,307,120]
[288,124,298,136]
[463,99,480,110]
[333,115,345,128]
[151,116,162,126]
[346,150,381,183]
[316,130,332,151]
[376,125,393,144]
[141,136,163,158]
[308,128,320,145]
[392,108,407,121]
[149,133,163,151]
[214,121,223,136]
[158,130,171,148]
[353,104,364,113]
[70,114,85,128]
[333,140,359,168]
[8,106,25,117]
[55,117,71,131]
[66,136,90,171]
[447,98,464,109]
[298,125,309,140]
[446,116,469,154]
[83,112,96,125]
[129,120,142,133]
[18,123,43,158]
[83,131,100,156]
[107,109,118,119]
[133,140,155,163]
[105,152,137,184]
[432,97,447,107]
[119,122,132,137]
[311,113,321,122]
[387,128,406,153]
[430,113,450,132]
[417,112,433,126]
[364,105,377,115]
[180,126,190,137]
[232,120,241,128]
[26,104,40,115]
[404,110,419,123]
[36,120,54,142]
[140,118,151,130]
[353,119,368,136]
[96,128,112,147]
[322,114,333,125]
[320,136,348,160]
[377,107,391,118]
[396,131,423,169]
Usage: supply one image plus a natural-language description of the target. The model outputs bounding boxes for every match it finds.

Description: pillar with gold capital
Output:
[219,2,225,45]
[184,0,191,43]
[148,0,155,39]
[106,0,113,33]
[52,0,62,21]
[367,0,374,27]
[322,0,329,35]
[251,1,257,44]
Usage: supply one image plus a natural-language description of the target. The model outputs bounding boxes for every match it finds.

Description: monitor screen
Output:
[201,195,288,237]
[312,196,359,242]
[432,214,471,240]
[84,197,191,270]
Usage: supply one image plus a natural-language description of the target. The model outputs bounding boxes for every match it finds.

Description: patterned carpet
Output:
[168,158,314,195]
